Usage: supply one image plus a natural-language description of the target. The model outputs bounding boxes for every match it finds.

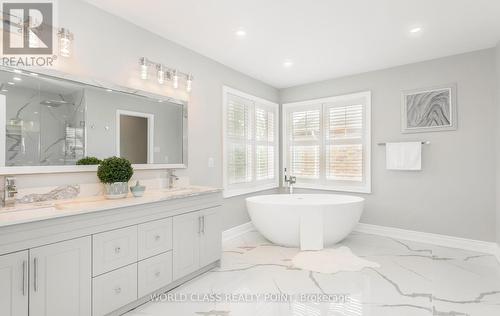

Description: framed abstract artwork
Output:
[401,83,457,133]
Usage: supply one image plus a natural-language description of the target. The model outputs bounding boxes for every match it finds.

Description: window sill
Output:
[223,183,279,198]
[290,183,372,194]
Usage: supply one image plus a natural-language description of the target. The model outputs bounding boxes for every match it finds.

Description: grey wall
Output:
[280,49,497,242]
[496,42,500,244]
[12,0,279,231]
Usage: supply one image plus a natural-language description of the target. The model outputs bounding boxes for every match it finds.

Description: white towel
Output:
[386,142,422,170]
[300,209,324,251]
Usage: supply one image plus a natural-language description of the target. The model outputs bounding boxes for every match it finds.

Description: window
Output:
[223,86,279,197]
[283,91,371,193]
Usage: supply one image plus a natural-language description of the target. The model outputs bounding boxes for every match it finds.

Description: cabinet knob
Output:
[114,287,122,294]
[154,235,161,241]
[155,271,161,278]
[114,246,121,254]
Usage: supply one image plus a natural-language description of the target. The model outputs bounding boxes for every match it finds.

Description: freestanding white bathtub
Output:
[246,194,364,248]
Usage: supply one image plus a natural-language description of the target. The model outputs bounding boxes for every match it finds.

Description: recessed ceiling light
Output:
[106,89,113,92]
[29,73,38,76]
[7,82,15,85]
[283,59,293,68]
[13,77,21,81]
[1,89,8,92]
[235,28,246,37]
[13,69,22,74]
[409,26,422,34]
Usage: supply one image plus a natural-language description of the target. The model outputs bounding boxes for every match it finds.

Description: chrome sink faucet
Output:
[284,168,296,194]
[3,176,18,207]
[167,169,179,189]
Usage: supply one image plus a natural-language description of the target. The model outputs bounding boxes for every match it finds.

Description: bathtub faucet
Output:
[284,168,296,194]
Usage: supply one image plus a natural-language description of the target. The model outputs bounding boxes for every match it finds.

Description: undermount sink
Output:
[157,187,202,193]
[0,205,59,214]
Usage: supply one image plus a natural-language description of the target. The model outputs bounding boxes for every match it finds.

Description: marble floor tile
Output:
[125,231,500,316]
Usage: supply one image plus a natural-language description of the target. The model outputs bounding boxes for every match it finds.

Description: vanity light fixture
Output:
[57,28,74,58]
[157,64,165,84]
[138,57,193,92]
[140,57,149,80]
[172,70,179,89]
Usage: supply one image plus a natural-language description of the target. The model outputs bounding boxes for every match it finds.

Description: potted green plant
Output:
[76,156,102,165]
[97,157,134,199]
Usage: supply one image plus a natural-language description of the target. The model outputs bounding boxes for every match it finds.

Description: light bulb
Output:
[139,57,149,80]
[156,64,165,84]
[172,70,179,89]
[186,74,193,92]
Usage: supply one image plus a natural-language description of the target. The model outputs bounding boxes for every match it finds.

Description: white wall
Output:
[496,42,500,244]
[280,49,497,241]
[12,0,279,230]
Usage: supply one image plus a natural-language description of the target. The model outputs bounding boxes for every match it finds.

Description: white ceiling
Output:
[84,0,500,88]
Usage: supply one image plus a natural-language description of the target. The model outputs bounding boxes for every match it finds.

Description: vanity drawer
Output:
[92,263,138,316]
[138,217,173,260]
[138,251,173,297]
[93,226,138,276]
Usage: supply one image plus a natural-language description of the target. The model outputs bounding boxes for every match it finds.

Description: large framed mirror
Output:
[0,67,187,174]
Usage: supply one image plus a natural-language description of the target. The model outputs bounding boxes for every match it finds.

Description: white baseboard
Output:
[222,222,254,242]
[355,223,499,257]
[223,221,500,261]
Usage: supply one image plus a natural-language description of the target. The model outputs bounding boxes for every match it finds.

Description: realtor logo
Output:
[2,2,53,54]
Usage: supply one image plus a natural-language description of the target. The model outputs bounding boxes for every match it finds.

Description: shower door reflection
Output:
[1,72,85,166]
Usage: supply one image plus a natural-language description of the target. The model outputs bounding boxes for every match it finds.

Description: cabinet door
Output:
[173,211,200,280]
[29,237,91,316]
[200,207,222,267]
[0,251,28,316]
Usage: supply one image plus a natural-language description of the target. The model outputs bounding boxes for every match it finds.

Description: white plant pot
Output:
[103,182,129,199]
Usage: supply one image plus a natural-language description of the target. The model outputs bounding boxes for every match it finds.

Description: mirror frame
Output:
[0,66,188,175]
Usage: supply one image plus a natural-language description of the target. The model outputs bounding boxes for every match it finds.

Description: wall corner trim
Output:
[222,221,255,242]
[223,221,500,263]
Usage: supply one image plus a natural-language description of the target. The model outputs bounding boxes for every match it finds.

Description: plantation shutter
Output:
[255,106,275,180]
[223,87,279,197]
[288,107,321,179]
[283,91,370,193]
[226,93,253,184]
[325,104,364,182]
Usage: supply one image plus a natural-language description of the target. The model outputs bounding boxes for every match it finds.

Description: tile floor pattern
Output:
[125,231,500,316]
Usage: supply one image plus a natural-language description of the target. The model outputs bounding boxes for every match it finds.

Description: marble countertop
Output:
[0,186,222,228]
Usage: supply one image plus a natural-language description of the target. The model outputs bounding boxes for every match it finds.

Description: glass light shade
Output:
[57,28,73,58]
[157,66,165,84]
[140,64,149,80]
[172,70,179,89]
[186,75,193,92]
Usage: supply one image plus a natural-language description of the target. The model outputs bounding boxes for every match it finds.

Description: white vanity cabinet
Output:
[0,190,222,316]
[173,206,221,280]
[0,237,91,316]
[0,251,28,316]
